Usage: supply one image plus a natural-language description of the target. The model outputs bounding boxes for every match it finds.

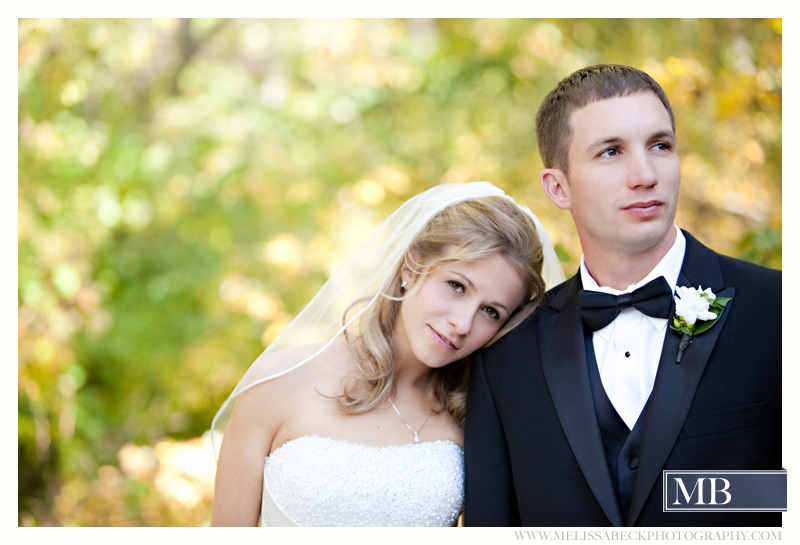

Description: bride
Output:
[210,182,564,526]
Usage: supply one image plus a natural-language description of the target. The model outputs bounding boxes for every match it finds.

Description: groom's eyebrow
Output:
[584,136,622,152]
[650,129,676,142]
[587,136,622,151]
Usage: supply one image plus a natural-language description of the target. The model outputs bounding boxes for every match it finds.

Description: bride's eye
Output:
[483,306,500,320]
[448,281,464,294]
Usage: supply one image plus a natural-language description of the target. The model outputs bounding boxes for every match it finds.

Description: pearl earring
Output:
[401,280,408,289]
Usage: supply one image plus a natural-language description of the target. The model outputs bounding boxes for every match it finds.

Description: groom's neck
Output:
[581,229,677,291]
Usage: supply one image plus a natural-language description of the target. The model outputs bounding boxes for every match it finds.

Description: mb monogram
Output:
[663,470,787,512]
[671,476,731,506]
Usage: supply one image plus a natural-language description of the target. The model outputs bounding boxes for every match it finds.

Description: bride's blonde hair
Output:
[336,196,547,427]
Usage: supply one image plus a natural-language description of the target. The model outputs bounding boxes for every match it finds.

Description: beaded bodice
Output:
[261,434,464,526]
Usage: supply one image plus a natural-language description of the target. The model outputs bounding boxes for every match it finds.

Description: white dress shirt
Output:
[579,226,686,429]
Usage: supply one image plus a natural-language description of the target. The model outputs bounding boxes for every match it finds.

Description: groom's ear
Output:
[541,168,572,211]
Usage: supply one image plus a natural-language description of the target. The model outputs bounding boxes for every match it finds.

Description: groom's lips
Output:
[623,200,663,218]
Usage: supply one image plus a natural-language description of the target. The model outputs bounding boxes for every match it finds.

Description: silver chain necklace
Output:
[387,397,433,444]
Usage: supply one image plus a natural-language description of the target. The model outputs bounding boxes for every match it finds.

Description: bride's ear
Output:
[400,258,413,290]
[400,250,425,291]
[400,260,414,288]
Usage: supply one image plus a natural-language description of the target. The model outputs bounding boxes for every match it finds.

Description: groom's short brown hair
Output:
[535,64,675,175]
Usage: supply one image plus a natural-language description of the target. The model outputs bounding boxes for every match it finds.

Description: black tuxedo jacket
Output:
[464,231,781,526]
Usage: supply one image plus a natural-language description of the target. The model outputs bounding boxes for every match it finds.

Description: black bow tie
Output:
[579,276,673,331]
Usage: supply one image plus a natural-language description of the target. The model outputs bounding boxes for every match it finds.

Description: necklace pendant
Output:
[388,397,432,445]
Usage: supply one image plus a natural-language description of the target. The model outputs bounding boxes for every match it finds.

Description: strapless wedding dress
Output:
[261,434,464,526]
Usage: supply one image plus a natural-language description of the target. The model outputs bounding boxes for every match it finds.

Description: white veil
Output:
[210,181,564,458]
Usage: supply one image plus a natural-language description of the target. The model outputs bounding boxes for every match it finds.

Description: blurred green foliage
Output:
[18,19,781,526]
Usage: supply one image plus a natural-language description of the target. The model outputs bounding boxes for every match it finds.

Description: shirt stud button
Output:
[625,351,631,358]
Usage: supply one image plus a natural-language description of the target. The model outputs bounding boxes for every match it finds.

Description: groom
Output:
[464,64,781,526]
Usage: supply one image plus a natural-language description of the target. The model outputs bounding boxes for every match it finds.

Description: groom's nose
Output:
[626,150,658,189]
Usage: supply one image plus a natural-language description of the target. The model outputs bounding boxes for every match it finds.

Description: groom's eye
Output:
[652,141,673,151]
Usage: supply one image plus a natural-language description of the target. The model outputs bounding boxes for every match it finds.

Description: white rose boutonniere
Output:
[671,286,731,363]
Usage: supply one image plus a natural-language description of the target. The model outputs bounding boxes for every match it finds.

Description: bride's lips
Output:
[430,326,458,350]
[623,200,663,218]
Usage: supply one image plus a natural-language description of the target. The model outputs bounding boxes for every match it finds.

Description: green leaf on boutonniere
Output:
[686,296,731,335]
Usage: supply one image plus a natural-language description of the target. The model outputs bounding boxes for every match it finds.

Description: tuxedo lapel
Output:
[627,231,735,525]
[540,275,624,526]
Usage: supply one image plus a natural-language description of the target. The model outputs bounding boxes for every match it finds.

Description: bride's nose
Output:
[448,305,475,336]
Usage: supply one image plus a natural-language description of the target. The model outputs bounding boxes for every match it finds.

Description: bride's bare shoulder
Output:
[235,338,351,403]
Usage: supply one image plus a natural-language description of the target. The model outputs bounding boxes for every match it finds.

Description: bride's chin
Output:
[423,356,458,370]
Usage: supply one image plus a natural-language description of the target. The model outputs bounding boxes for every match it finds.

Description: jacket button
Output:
[628,455,639,470]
